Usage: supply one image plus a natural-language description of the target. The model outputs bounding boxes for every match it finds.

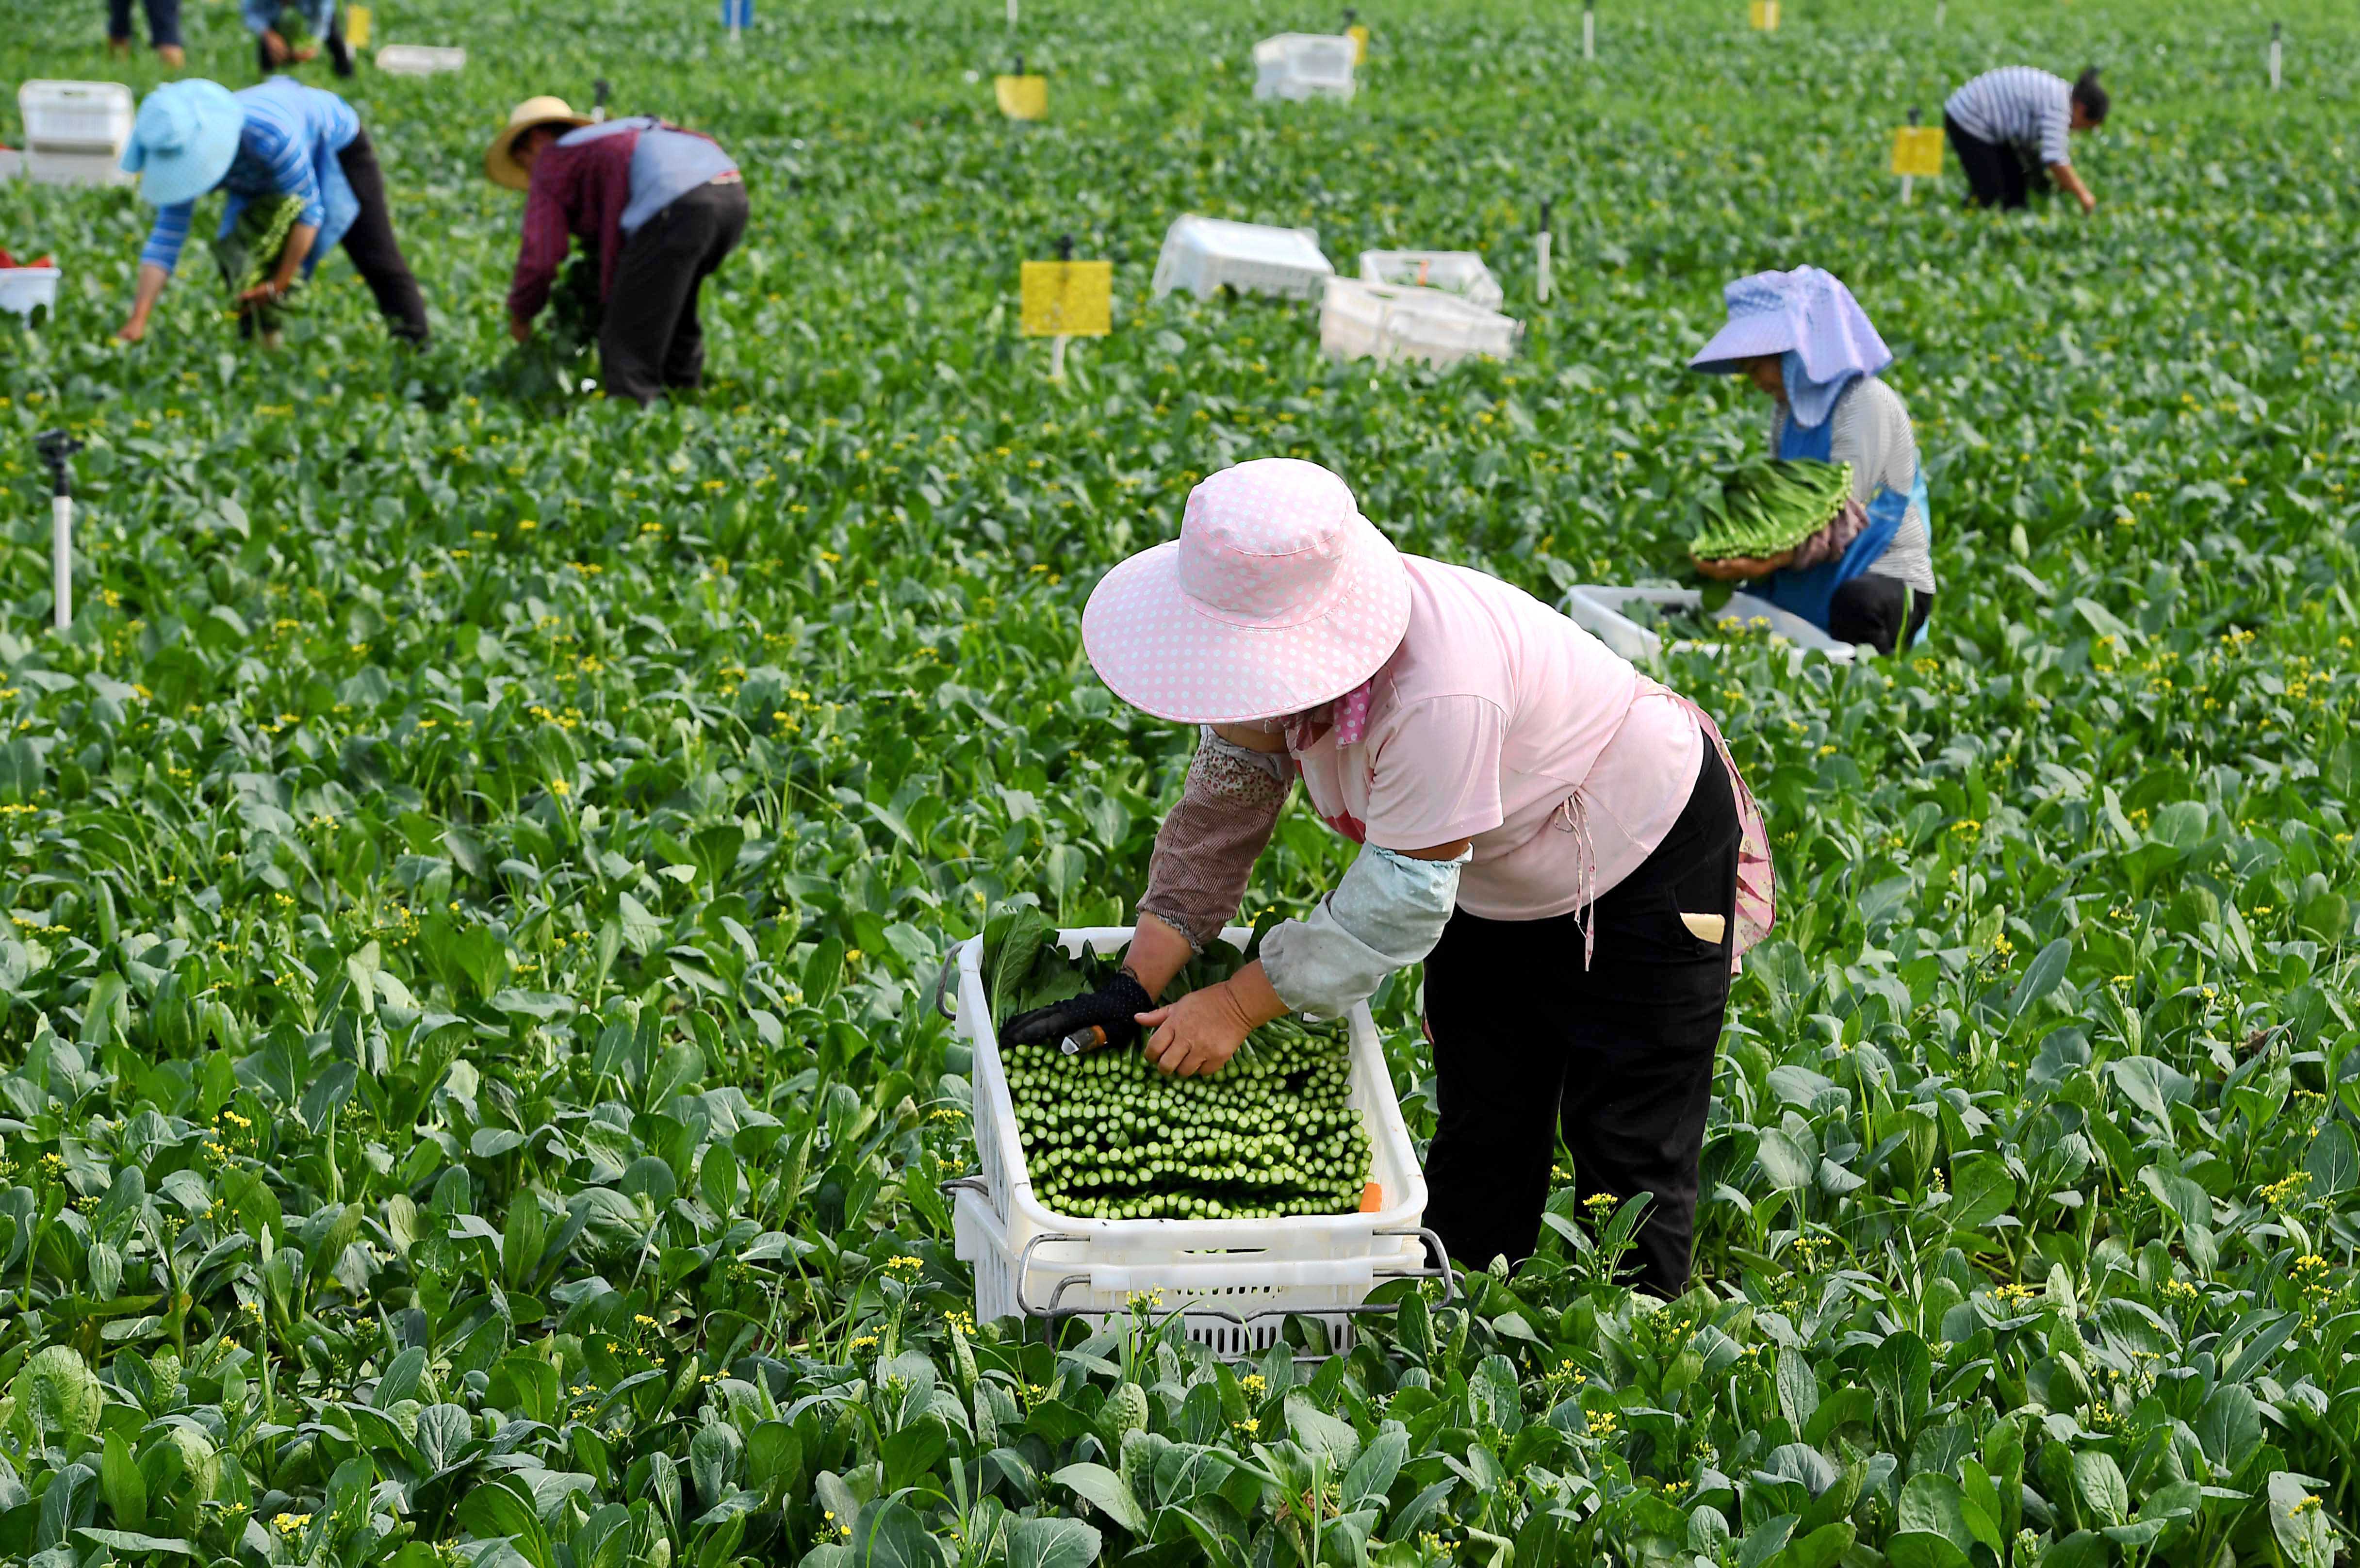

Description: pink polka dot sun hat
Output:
[1081,458,1412,725]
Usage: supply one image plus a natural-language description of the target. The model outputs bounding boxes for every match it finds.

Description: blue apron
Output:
[1754,407,1931,637]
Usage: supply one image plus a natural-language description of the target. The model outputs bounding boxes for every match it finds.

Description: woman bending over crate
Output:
[1685,266,1936,657]
[488,96,747,407]
[998,457,1776,1298]
[115,78,427,347]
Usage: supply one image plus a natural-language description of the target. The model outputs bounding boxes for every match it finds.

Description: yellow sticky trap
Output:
[1891,125,1944,178]
[1019,260,1112,338]
[1347,23,1368,64]
[995,74,1048,121]
[345,3,370,46]
[1749,0,1779,27]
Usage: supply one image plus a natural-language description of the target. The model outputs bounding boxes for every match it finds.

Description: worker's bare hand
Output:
[509,315,533,344]
[1138,984,1250,1078]
[291,43,318,61]
[116,317,148,343]
[237,280,285,307]
[261,27,291,61]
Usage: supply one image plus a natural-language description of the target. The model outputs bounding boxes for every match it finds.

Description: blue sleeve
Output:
[241,0,275,33]
[140,202,195,274]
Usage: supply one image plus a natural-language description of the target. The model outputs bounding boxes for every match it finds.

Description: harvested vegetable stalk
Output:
[982,906,1373,1220]
[210,196,308,335]
[1691,458,1853,560]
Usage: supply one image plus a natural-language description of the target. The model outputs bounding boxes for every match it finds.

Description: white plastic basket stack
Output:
[1150,215,1333,301]
[18,82,135,189]
[0,266,61,325]
[1359,250,1503,311]
[1320,277,1520,368]
[376,44,468,75]
[945,926,1448,1357]
[1252,33,1357,101]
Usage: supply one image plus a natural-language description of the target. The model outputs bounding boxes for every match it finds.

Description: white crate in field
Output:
[1562,584,1857,665]
[375,44,468,75]
[1320,276,1520,368]
[945,926,1448,1358]
[18,82,135,188]
[1150,215,1333,301]
[0,268,61,323]
[1253,33,1357,101]
[1359,249,1503,311]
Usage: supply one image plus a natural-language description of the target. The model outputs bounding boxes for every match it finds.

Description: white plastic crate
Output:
[944,925,1448,1357]
[1358,250,1503,311]
[1150,215,1333,302]
[1562,585,1857,665]
[1252,33,1357,101]
[0,268,61,324]
[1320,276,1520,368]
[18,82,135,188]
[375,44,468,75]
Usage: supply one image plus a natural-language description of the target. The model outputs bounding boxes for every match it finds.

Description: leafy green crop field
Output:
[3,0,2360,1562]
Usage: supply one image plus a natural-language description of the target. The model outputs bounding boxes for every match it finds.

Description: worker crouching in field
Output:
[116,78,428,347]
[998,458,1776,1297]
[1945,66,2108,213]
[490,97,748,406]
[1687,266,1936,656]
[245,0,354,78]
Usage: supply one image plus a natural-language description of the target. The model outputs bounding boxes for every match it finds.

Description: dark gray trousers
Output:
[600,180,748,405]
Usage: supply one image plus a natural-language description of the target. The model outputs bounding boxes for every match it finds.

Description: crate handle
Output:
[1012,1226,1454,1322]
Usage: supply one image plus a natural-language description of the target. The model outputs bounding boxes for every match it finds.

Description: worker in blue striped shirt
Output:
[115,78,425,347]
[1944,66,2108,214]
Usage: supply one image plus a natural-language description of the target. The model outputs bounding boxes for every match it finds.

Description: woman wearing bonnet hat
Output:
[1688,266,1936,656]
[999,457,1777,1296]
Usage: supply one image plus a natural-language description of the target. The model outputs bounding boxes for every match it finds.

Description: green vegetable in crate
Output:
[1688,458,1853,561]
[981,908,1374,1221]
[210,195,308,335]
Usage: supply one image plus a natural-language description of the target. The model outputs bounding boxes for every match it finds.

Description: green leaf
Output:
[1051,1462,1146,1533]
[2072,1450,2130,1529]
[1005,1517,1102,1568]
[2267,1472,2335,1568]
[2304,1122,2357,1197]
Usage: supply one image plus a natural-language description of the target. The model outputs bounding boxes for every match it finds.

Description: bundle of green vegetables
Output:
[1690,457,1853,560]
[209,196,307,333]
[981,905,1374,1221]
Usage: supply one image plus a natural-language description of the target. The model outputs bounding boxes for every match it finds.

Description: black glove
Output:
[999,971,1155,1052]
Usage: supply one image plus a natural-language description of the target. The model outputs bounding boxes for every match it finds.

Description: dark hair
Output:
[2071,66,2109,124]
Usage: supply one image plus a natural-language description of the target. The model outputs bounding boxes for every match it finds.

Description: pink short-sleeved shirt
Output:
[1290,556,1703,921]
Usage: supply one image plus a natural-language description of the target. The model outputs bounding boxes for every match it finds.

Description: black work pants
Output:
[1945,113,2045,210]
[1829,574,1933,656]
[1423,742,1740,1298]
[333,130,429,345]
[108,0,181,49]
[600,180,748,405]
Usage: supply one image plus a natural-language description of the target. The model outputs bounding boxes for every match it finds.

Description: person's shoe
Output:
[326,29,354,75]
[156,43,186,67]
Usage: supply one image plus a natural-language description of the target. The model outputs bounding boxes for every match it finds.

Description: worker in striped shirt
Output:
[1944,66,2109,213]
[115,78,426,347]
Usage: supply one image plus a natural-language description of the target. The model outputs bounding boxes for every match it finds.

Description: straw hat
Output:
[484,96,592,189]
[121,81,243,208]
[1081,459,1411,726]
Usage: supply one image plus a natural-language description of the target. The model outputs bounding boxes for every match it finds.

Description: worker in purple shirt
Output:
[487,96,748,406]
